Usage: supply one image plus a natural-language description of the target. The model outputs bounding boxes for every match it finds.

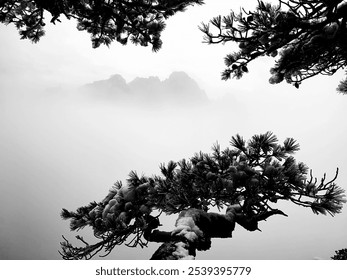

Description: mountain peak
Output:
[168,71,191,80]
[109,74,127,85]
[81,71,208,106]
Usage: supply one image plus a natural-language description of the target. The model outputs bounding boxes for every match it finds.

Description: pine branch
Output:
[1,0,204,50]
[60,132,345,259]
[200,0,347,90]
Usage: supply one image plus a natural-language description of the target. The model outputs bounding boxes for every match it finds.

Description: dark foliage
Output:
[0,0,204,50]
[200,0,347,92]
[331,248,347,259]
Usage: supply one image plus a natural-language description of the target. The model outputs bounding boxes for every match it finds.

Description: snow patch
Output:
[173,242,195,260]
[183,231,198,242]
[172,224,191,235]
[173,216,203,241]
[181,214,204,237]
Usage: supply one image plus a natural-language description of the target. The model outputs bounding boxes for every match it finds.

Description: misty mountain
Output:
[80,71,208,106]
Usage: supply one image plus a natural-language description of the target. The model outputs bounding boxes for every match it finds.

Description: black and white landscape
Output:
[1,0,347,261]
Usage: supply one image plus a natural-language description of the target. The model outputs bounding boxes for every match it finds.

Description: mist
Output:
[1,70,347,260]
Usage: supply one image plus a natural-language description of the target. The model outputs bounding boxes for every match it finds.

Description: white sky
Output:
[1,0,347,260]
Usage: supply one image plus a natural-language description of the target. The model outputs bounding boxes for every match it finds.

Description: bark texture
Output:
[147,205,241,260]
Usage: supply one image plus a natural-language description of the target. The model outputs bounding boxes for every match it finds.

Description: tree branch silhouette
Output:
[60,132,346,259]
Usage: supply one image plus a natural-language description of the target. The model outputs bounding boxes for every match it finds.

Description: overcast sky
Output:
[1,0,347,260]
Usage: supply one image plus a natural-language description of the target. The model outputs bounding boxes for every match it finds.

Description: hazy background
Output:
[1,0,347,260]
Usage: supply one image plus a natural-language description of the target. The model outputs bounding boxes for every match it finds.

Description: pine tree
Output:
[200,0,347,93]
[0,0,203,51]
[60,132,346,260]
